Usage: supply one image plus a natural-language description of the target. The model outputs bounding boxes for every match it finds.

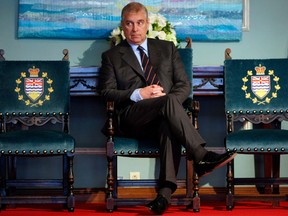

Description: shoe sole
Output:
[199,152,237,177]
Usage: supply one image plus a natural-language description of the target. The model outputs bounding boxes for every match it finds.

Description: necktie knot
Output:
[137,46,159,85]
[137,46,145,52]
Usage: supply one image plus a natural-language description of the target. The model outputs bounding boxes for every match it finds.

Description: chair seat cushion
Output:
[0,130,75,155]
[226,129,288,153]
[114,137,186,156]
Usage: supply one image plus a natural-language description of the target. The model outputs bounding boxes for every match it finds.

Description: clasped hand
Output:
[140,84,166,99]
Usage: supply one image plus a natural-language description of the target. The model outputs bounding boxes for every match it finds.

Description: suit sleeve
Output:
[167,43,191,104]
[98,50,135,106]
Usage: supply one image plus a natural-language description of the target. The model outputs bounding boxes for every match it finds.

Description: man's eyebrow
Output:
[124,19,145,22]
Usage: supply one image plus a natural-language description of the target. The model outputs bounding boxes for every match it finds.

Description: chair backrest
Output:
[0,61,70,130]
[224,58,288,124]
[178,48,193,98]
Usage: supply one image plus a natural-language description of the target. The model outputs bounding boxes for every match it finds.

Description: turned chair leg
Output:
[192,164,200,213]
[226,160,234,210]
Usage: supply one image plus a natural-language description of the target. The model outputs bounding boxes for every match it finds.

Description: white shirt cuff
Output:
[130,88,143,102]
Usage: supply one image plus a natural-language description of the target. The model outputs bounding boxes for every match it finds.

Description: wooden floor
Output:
[2,186,288,204]
[76,186,288,203]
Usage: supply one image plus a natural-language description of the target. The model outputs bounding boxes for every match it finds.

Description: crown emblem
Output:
[28,66,40,77]
[255,64,266,75]
[241,64,280,105]
[15,66,54,107]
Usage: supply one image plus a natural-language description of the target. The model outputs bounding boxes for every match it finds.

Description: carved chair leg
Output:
[192,171,200,212]
[67,155,75,212]
[226,160,234,210]
[62,155,75,211]
[106,156,115,212]
[106,140,115,212]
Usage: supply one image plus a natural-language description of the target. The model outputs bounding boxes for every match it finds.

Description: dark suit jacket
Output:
[99,38,191,114]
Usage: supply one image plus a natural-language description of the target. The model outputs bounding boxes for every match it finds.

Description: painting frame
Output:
[242,0,250,31]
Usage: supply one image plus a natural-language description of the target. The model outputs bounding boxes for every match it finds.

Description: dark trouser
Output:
[119,95,207,193]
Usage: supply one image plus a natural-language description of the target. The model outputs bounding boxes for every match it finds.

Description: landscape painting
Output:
[18,0,243,41]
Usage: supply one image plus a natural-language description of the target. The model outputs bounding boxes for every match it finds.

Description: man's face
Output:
[121,9,149,45]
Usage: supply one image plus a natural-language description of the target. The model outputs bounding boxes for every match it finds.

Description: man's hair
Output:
[121,2,148,21]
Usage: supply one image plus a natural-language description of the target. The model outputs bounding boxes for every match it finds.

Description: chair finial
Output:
[62,49,69,61]
[185,37,192,48]
[0,49,5,61]
[225,48,232,60]
[110,37,117,47]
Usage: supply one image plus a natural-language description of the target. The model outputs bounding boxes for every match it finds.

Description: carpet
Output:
[0,201,288,215]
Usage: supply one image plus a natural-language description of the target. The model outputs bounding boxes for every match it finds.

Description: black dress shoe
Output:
[146,194,169,215]
[194,151,237,177]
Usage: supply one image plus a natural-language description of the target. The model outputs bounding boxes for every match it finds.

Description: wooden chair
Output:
[104,39,202,212]
[224,57,288,210]
[0,52,75,211]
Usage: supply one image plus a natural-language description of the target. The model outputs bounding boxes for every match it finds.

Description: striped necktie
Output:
[137,46,160,85]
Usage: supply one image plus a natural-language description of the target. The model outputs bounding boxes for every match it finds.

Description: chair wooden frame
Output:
[223,52,288,210]
[0,50,75,212]
[105,101,201,212]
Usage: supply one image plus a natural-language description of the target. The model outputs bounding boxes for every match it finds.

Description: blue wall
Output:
[1,0,288,188]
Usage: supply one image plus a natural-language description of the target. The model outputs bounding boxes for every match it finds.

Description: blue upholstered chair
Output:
[0,60,75,211]
[224,58,288,210]
[105,40,202,212]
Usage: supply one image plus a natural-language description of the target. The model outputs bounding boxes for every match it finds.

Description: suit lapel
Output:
[119,40,163,83]
[120,43,144,78]
[147,40,164,85]
[148,40,162,69]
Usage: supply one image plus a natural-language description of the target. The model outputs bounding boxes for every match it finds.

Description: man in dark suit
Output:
[99,2,236,214]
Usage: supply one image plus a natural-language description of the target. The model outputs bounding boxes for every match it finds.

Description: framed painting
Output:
[18,0,247,41]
